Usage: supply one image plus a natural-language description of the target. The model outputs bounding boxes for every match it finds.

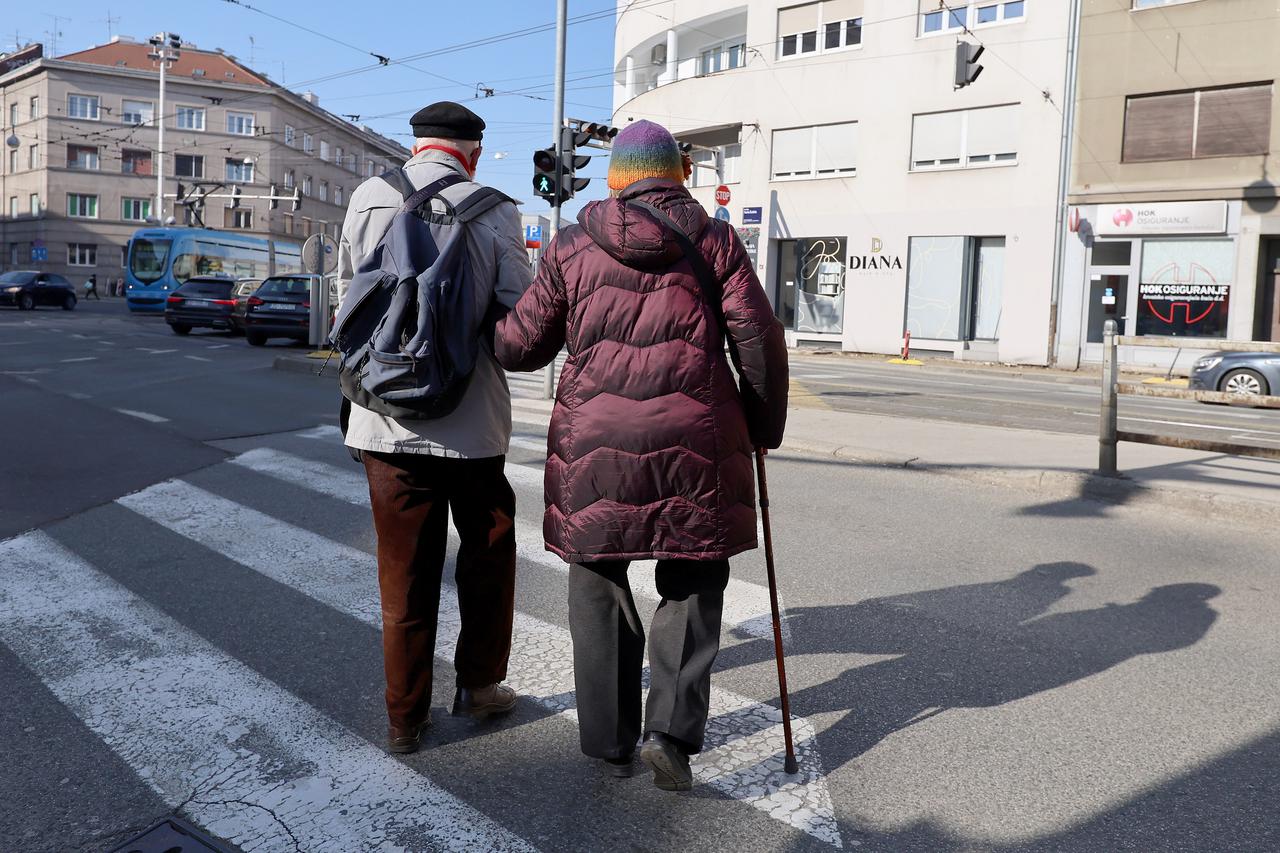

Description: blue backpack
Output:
[330,170,513,420]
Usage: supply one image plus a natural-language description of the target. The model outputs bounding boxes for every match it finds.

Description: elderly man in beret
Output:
[337,101,532,754]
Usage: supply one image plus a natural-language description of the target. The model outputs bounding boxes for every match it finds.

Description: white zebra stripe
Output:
[0,532,538,853]
[115,476,840,847]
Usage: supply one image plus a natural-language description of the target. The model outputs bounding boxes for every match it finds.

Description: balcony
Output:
[614,6,748,106]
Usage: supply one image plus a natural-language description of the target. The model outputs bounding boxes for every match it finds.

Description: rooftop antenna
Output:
[99,10,121,41]
[249,34,255,68]
[44,14,68,56]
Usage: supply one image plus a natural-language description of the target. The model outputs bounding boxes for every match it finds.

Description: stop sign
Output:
[715,185,731,206]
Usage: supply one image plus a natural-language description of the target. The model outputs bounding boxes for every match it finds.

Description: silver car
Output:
[1189,351,1280,399]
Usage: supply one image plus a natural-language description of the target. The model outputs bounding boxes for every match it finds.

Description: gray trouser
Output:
[568,559,731,759]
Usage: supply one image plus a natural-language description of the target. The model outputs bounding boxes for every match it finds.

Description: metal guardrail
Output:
[1115,335,1280,354]
[1099,320,1280,474]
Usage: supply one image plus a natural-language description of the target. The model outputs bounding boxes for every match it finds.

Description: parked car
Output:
[0,270,77,310]
[243,275,314,346]
[164,276,238,335]
[229,278,263,335]
[1189,351,1280,400]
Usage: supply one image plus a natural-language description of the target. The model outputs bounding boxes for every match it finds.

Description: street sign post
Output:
[524,224,543,248]
[714,207,732,223]
[302,233,339,348]
[715,184,731,206]
[743,206,762,225]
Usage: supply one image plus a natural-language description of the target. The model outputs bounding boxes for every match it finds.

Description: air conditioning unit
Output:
[650,43,667,66]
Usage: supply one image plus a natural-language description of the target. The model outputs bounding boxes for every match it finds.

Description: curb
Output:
[776,436,1280,526]
[273,354,337,378]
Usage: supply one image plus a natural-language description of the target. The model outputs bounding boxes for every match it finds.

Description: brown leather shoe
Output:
[387,716,430,754]
[450,683,517,720]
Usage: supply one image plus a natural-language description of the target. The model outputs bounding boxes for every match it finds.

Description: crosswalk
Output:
[0,409,842,851]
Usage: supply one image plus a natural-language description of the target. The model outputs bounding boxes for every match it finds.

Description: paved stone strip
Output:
[0,532,539,853]
[119,474,841,847]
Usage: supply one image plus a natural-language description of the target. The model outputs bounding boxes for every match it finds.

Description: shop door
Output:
[1081,241,1135,361]
[776,237,846,335]
[1257,238,1280,342]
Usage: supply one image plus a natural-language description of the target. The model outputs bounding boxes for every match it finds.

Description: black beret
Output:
[409,101,485,141]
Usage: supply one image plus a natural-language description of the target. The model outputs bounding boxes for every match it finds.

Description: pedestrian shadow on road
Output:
[716,562,1220,779]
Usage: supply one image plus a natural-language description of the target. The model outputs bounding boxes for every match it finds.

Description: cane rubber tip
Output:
[784,755,799,775]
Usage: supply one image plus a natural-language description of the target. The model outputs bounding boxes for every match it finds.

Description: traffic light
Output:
[954,41,984,89]
[533,146,558,202]
[269,183,279,210]
[531,137,591,207]
[176,182,187,203]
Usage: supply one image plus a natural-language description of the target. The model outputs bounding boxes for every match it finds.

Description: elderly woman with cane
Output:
[495,120,789,789]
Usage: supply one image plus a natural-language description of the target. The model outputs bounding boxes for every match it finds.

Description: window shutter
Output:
[965,104,1018,159]
[772,127,813,176]
[911,111,964,165]
[778,2,820,34]
[815,122,858,173]
[1196,84,1272,158]
[821,0,863,22]
[1123,92,1194,162]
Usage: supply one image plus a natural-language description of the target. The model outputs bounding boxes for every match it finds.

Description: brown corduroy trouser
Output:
[363,450,516,728]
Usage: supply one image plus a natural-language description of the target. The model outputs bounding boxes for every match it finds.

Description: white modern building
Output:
[613,0,1072,364]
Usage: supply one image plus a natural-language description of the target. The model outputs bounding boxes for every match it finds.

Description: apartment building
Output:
[0,39,408,283]
[613,0,1072,364]
[1057,0,1280,367]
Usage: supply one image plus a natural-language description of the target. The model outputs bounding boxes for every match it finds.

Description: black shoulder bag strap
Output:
[626,200,725,343]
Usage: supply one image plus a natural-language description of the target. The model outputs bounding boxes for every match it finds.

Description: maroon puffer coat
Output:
[495,178,788,563]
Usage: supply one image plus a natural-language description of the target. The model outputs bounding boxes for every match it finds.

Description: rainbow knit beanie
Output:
[607,119,685,191]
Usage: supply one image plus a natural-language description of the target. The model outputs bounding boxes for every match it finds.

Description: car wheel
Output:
[246,332,267,346]
[1220,368,1269,398]
[62,294,77,311]
[171,323,192,336]
[17,293,34,311]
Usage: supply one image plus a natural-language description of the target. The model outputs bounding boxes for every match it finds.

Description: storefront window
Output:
[1136,239,1233,337]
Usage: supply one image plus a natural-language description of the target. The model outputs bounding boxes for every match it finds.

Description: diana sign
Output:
[1095,201,1227,236]
[848,237,903,273]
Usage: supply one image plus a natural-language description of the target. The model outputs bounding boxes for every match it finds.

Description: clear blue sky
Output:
[7,1,620,217]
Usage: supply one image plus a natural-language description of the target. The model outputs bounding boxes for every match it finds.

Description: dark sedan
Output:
[244,275,313,346]
[1189,351,1280,400]
[0,271,77,310]
[164,277,238,335]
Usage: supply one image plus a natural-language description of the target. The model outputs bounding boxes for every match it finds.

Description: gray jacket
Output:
[337,148,532,458]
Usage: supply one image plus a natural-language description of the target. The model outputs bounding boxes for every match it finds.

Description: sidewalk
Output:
[779,404,1280,523]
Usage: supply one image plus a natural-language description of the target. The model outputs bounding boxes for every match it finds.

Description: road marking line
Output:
[296,424,343,440]
[67,392,92,400]
[795,373,843,380]
[121,475,837,846]
[137,347,177,354]
[113,408,169,423]
[509,436,547,454]
[206,344,230,349]
[59,356,97,363]
[1230,434,1280,446]
[185,355,213,362]
[230,447,788,639]
[0,532,538,853]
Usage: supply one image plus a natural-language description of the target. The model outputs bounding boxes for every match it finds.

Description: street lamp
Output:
[2,128,21,270]
[148,32,181,225]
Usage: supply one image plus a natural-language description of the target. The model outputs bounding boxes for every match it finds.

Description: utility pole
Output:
[1048,0,1083,368]
[148,33,181,225]
[544,0,567,400]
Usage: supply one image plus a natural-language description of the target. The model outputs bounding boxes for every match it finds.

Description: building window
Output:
[1122,82,1272,162]
[335,146,344,169]
[905,235,1006,341]
[778,1,864,59]
[302,175,313,197]
[226,111,255,135]
[7,103,15,126]
[771,122,858,179]
[68,243,98,266]
[366,159,375,178]
[225,158,255,183]
[122,198,151,221]
[1136,239,1233,338]
[67,145,100,170]
[974,1,1024,25]
[335,185,344,206]
[29,193,39,215]
[175,153,205,178]
[121,99,154,126]
[284,169,295,189]
[8,149,16,173]
[699,38,747,75]
[284,125,295,146]
[921,1,1024,35]
[176,106,205,131]
[303,133,314,153]
[27,144,37,169]
[7,196,16,218]
[224,207,254,229]
[67,193,99,218]
[319,180,329,202]
[10,242,20,264]
[29,95,39,119]
[689,143,743,187]
[67,94,99,120]
[282,213,294,233]
[911,104,1018,170]
[121,149,153,175]
[1133,0,1200,7]
[301,217,313,236]
[319,140,330,162]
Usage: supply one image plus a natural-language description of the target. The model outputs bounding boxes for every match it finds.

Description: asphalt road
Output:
[788,351,1280,450]
[2,300,1277,852]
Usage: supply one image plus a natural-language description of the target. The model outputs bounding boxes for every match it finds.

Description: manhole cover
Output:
[107,817,239,853]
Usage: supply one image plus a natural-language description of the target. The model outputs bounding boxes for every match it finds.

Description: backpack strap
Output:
[626,200,725,341]
[399,173,467,214]
[379,168,416,201]
[452,187,518,223]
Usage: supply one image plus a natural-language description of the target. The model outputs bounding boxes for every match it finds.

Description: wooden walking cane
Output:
[755,446,799,775]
